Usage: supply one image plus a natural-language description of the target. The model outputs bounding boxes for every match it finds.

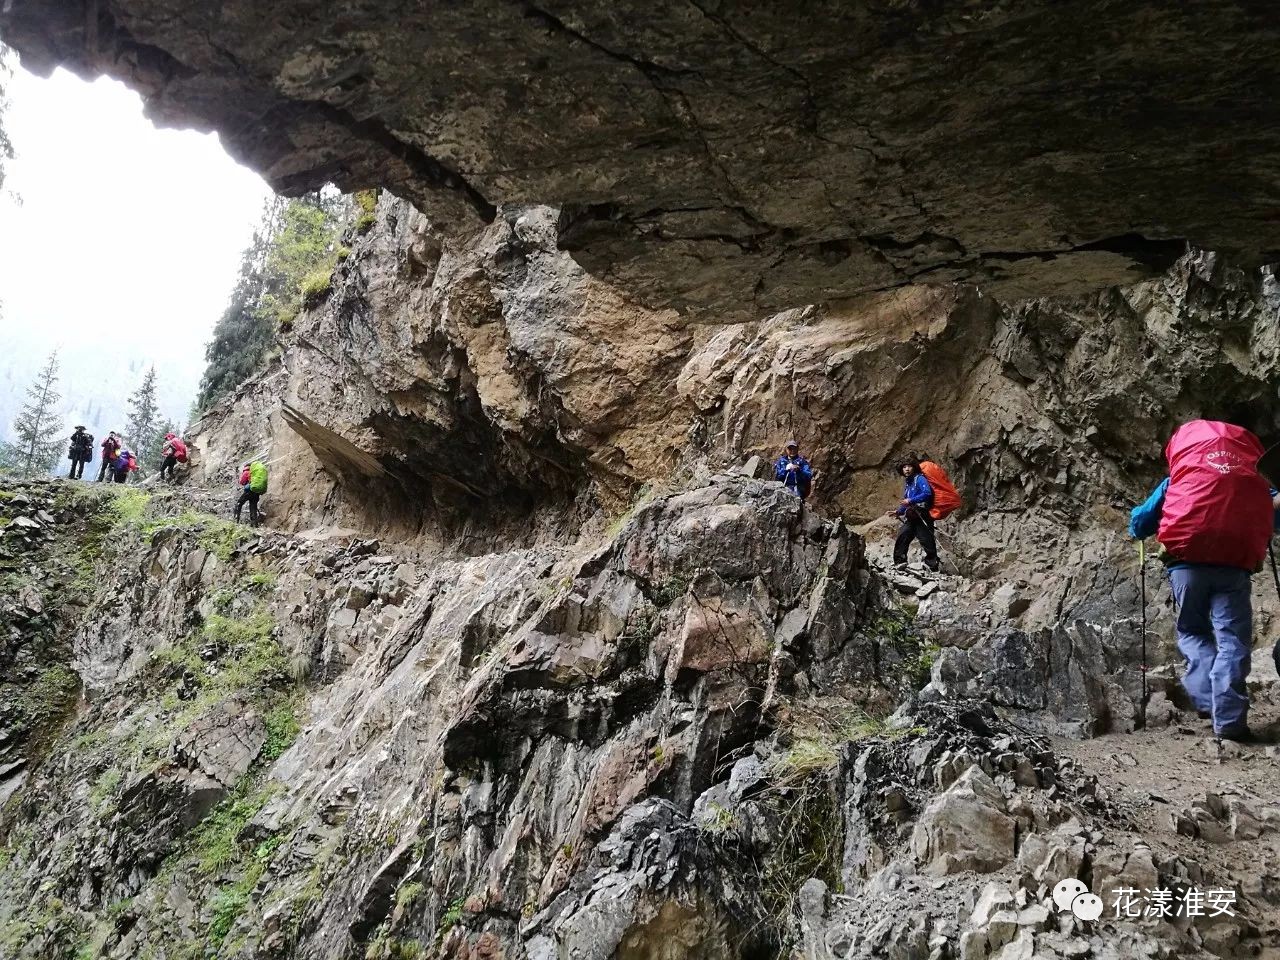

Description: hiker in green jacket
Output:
[235,461,268,527]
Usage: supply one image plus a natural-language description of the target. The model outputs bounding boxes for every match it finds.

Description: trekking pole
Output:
[1269,540,1280,604]
[1138,540,1148,730]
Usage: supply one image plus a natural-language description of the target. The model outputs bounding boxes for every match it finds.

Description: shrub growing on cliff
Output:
[197,191,355,411]
[354,188,379,233]
[299,268,333,307]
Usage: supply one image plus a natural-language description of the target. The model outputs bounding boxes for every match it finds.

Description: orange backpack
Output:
[920,460,962,520]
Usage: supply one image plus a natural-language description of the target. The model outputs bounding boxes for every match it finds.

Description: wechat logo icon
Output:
[1053,878,1103,921]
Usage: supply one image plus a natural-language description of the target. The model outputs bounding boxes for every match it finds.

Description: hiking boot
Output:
[1197,710,1212,721]
[924,562,941,573]
[1217,725,1260,744]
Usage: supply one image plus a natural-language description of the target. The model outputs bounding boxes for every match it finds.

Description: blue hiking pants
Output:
[1169,565,1253,735]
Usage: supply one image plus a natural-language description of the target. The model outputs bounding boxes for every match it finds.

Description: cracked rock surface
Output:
[5,2,1280,317]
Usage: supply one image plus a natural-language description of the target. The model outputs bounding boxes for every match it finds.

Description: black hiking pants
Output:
[68,458,86,479]
[159,454,178,480]
[894,507,939,570]
[235,490,261,527]
[97,457,113,482]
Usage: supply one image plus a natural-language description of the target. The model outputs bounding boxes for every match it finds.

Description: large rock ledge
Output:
[5,1,1280,318]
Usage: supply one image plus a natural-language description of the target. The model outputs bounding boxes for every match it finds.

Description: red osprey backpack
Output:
[920,460,963,520]
[1158,420,1272,569]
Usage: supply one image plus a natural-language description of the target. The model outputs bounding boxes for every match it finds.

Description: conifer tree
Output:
[196,191,355,411]
[126,366,161,469]
[0,47,14,196]
[1,351,63,477]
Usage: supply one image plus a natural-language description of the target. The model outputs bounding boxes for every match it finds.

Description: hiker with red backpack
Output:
[1129,420,1280,743]
[159,432,188,481]
[235,461,268,527]
[889,459,940,571]
[111,448,138,484]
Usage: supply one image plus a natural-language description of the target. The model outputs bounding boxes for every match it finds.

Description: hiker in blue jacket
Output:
[890,460,939,571]
[774,440,813,500]
[1130,475,1280,740]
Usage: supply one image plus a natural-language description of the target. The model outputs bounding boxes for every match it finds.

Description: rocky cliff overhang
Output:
[5,2,1278,318]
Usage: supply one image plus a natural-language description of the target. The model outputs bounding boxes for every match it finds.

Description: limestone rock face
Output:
[185,204,1280,746]
[5,3,1280,316]
[0,468,1273,958]
[911,766,1015,876]
[192,199,1280,543]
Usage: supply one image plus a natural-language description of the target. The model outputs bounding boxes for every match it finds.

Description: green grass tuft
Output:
[354,189,379,214]
[261,699,301,761]
[436,897,465,941]
[300,269,333,307]
[187,780,280,877]
[396,881,425,910]
[207,861,264,946]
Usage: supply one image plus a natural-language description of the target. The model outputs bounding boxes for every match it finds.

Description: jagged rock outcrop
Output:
[6,475,1274,960]
[0,484,92,808]
[193,198,1280,534]
[0,476,909,958]
[188,199,1280,737]
[5,3,1280,317]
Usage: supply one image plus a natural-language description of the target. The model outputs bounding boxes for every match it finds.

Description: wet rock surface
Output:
[5,4,1280,316]
[0,483,95,810]
[8,191,1280,959]
[3,470,1278,958]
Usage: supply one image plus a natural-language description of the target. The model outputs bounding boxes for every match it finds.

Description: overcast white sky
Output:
[0,63,274,429]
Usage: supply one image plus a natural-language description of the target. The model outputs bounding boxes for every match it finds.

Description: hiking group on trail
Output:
[60,420,269,528]
[61,415,1280,728]
[64,425,188,485]
[769,422,1280,748]
[772,440,964,573]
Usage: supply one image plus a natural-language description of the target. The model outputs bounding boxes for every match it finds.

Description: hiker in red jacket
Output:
[159,433,188,481]
[97,432,121,482]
